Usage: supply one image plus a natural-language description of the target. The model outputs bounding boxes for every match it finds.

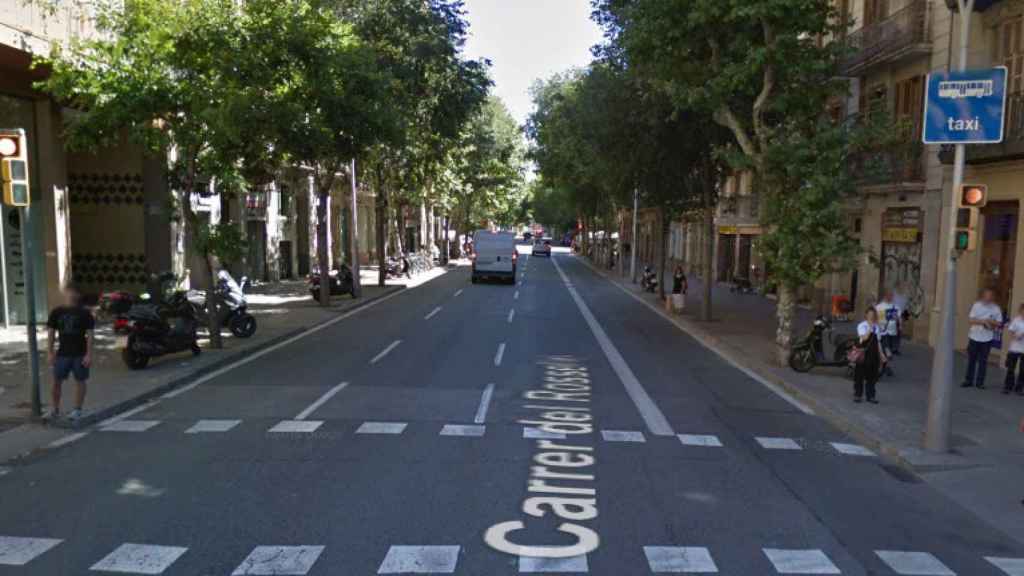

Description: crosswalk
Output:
[1,534,1020,574]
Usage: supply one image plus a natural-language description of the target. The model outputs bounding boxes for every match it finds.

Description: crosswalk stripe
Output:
[0,536,62,566]
[519,555,589,573]
[644,546,718,573]
[267,420,323,434]
[90,543,188,574]
[524,428,566,440]
[378,545,460,574]
[987,557,1024,576]
[185,420,241,434]
[755,437,803,451]
[875,551,955,575]
[601,430,646,443]
[48,432,89,448]
[357,422,408,435]
[440,424,485,437]
[678,434,723,448]
[762,548,840,574]
[232,545,324,575]
[0,466,9,476]
[830,442,875,457]
[101,420,161,433]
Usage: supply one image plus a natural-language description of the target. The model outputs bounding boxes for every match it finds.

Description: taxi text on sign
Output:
[923,67,1007,144]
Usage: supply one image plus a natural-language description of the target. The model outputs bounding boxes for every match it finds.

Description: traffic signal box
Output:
[0,129,29,207]
[955,184,986,252]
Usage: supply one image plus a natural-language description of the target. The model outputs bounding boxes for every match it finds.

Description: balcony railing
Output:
[841,0,932,75]
[850,142,925,187]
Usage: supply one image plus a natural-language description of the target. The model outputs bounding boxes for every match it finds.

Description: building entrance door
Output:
[980,202,1019,313]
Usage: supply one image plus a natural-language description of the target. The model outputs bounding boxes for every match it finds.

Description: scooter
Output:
[641,266,658,293]
[308,264,356,302]
[121,290,201,370]
[187,270,257,338]
[788,315,857,374]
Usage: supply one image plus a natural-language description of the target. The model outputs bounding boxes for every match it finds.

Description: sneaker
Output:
[67,409,82,421]
[43,409,60,421]
[960,382,974,388]
[867,398,879,404]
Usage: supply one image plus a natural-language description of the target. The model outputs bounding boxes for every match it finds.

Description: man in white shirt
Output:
[875,292,901,369]
[1004,303,1024,395]
[962,288,1003,389]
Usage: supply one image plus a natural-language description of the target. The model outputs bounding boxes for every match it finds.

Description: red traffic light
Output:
[0,135,20,158]
[959,184,987,208]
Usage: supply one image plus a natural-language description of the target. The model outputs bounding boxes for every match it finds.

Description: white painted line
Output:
[514,290,520,300]
[90,543,188,574]
[48,432,89,448]
[519,555,588,573]
[494,343,506,367]
[524,428,565,440]
[440,424,486,437]
[755,437,802,451]
[830,442,875,457]
[762,548,840,574]
[987,557,1024,576]
[378,545,460,574]
[454,289,463,297]
[294,382,349,421]
[101,420,160,433]
[601,430,646,443]
[371,340,402,365]
[474,383,495,424]
[185,420,241,434]
[356,421,407,435]
[161,287,409,400]
[508,309,516,323]
[643,546,718,573]
[875,551,955,575]
[424,306,442,320]
[0,467,9,476]
[551,257,675,436]
[0,536,62,566]
[678,434,723,448]
[98,402,157,427]
[232,545,324,575]
[267,420,323,434]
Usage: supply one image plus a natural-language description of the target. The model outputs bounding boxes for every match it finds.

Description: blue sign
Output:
[923,67,1007,144]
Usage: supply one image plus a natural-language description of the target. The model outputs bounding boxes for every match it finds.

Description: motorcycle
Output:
[385,255,410,279]
[186,270,257,338]
[641,266,658,293]
[788,315,857,374]
[121,289,201,370]
[308,264,356,302]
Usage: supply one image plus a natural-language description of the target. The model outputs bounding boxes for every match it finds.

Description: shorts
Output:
[54,356,89,382]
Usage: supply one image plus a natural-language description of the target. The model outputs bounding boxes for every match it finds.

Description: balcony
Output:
[840,0,933,75]
[850,141,926,188]
[965,92,1024,165]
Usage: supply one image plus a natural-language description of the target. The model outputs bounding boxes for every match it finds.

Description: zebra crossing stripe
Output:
[678,434,723,448]
[762,548,840,574]
[267,420,323,434]
[644,546,718,573]
[89,543,188,574]
[523,427,565,440]
[377,545,460,574]
[0,536,62,566]
[875,551,955,575]
[987,557,1024,576]
[830,442,875,457]
[601,430,646,443]
[101,420,161,433]
[232,546,324,575]
[186,420,241,434]
[519,555,589,573]
[440,424,485,437]
[756,437,802,451]
[357,422,408,435]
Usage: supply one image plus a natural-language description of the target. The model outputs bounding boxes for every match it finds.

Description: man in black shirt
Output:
[46,285,95,421]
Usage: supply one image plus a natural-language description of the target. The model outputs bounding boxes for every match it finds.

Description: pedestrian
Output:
[1005,303,1024,395]
[853,307,885,404]
[670,265,687,314]
[46,284,95,421]
[875,291,900,377]
[962,288,1003,390]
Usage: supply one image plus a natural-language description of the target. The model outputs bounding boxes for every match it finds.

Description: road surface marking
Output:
[519,555,588,573]
[643,546,718,573]
[987,557,1024,576]
[294,382,349,421]
[474,383,495,424]
[678,434,724,448]
[440,424,486,437]
[0,467,9,476]
[98,402,157,427]
[424,306,442,320]
[0,537,62,566]
[830,442,875,457]
[508,309,516,323]
[600,430,646,443]
[494,343,506,367]
[755,437,802,451]
[100,420,160,433]
[551,257,675,436]
[875,551,954,575]
[267,420,323,434]
[185,419,242,434]
[514,290,520,300]
[232,545,324,575]
[90,543,188,574]
[454,289,463,297]
[523,427,565,440]
[48,432,88,448]
[378,545,460,574]
[356,421,407,435]
[762,549,840,575]
[371,340,402,364]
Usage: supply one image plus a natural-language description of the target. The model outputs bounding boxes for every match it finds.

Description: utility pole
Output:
[349,158,362,299]
[630,188,639,283]
[22,206,40,417]
[925,0,975,452]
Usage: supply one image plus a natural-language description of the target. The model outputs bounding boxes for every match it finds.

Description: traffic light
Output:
[959,184,987,208]
[0,129,29,207]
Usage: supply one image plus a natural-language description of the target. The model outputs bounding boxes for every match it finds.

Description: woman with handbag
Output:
[853,307,886,404]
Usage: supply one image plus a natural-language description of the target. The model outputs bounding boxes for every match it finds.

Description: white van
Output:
[471,230,518,284]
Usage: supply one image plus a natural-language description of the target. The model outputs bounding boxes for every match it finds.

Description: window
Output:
[1000,18,1023,94]
[894,75,924,140]
[864,0,889,26]
[279,186,291,216]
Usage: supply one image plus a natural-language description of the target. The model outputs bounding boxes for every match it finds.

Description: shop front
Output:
[716,225,763,285]
[879,208,925,337]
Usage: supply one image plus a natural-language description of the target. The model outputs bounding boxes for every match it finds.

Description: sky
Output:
[462,0,604,127]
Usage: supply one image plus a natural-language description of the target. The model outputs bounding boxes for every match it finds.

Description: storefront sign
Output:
[882,228,920,243]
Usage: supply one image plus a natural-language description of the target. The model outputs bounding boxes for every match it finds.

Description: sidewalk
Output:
[585,257,1024,546]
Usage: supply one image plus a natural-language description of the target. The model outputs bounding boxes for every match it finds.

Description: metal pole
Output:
[630,188,639,283]
[21,206,41,418]
[0,207,9,330]
[925,0,974,452]
[349,158,362,299]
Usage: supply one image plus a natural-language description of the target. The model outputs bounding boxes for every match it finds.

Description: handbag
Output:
[846,346,865,364]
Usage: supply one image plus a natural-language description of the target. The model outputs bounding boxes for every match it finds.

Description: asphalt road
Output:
[1,246,1022,575]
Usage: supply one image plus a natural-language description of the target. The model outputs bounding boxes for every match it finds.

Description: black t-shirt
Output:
[47,306,95,357]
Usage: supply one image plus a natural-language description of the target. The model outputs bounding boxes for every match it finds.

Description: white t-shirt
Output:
[1008,316,1024,354]
[968,301,1003,343]
[875,301,900,336]
[857,321,880,339]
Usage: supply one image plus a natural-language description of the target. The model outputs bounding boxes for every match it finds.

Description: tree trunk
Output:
[701,174,714,323]
[776,283,798,366]
[658,216,669,302]
[316,190,331,306]
[376,185,387,287]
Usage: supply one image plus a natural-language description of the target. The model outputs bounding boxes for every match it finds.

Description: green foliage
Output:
[195,223,248,267]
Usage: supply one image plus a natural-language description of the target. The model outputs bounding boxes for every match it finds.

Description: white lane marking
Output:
[643,546,718,573]
[356,421,407,435]
[830,442,875,457]
[370,340,402,365]
[378,545,461,574]
[161,287,409,400]
[507,309,516,323]
[98,402,157,427]
[762,548,840,574]
[440,424,486,437]
[90,543,188,574]
[294,382,349,421]
[600,430,646,443]
[0,467,9,476]
[232,545,324,575]
[755,437,802,451]
[101,420,160,433]
[519,555,588,573]
[678,434,723,448]
[474,383,495,424]
[48,432,89,448]
[518,281,523,287]
[185,419,241,434]
[0,536,63,566]
[551,257,675,437]
[267,420,323,434]
[524,427,565,440]
[514,290,520,300]
[987,557,1024,576]
[424,306,442,320]
[875,551,955,575]
[454,289,463,297]
[494,343,506,367]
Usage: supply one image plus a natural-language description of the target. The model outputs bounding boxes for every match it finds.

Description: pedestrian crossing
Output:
[0,534,1019,574]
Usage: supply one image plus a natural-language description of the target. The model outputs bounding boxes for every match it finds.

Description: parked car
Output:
[471,230,517,284]
[531,238,551,257]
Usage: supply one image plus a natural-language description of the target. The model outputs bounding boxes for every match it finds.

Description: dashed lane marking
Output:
[454,289,463,297]
[357,422,408,435]
[494,343,506,367]
[514,290,520,300]
[267,420,323,434]
[0,537,62,566]
[519,555,589,573]
[185,420,241,434]
[755,437,802,451]
[474,383,495,424]
[89,543,188,574]
[762,548,840,574]
[294,382,349,421]
[377,545,460,574]
[424,306,442,320]
[875,551,955,575]
[100,420,160,433]
[643,546,718,573]
[678,434,723,448]
[371,340,403,365]
[600,430,646,443]
[231,545,324,575]
[508,309,516,323]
